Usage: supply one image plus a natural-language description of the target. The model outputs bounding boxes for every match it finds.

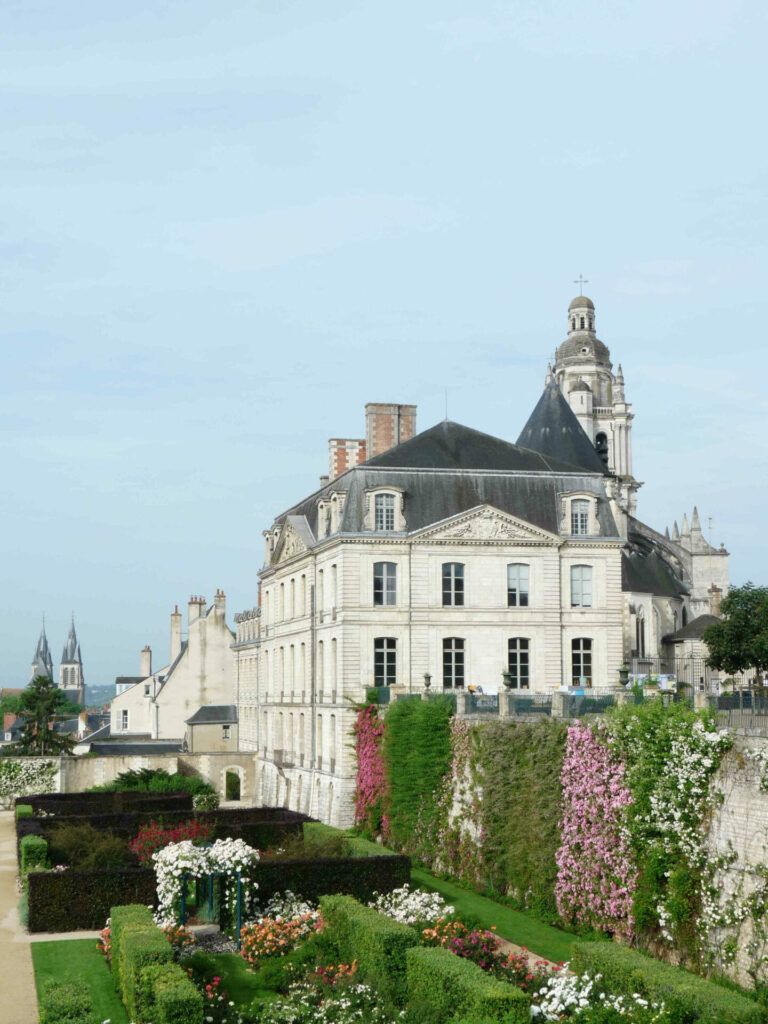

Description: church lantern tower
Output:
[30,622,54,681]
[553,294,639,515]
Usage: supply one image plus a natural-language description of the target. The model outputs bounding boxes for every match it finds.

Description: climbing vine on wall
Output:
[352,704,387,836]
[382,696,454,862]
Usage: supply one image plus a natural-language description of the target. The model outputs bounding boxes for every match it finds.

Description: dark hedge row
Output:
[27,849,409,931]
[16,806,311,858]
[252,852,411,906]
[17,790,194,815]
[28,867,157,932]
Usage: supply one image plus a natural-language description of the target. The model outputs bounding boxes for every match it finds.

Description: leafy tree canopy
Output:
[702,582,768,681]
[8,676,76,756]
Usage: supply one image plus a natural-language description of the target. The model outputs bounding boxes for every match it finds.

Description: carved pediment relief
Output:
[274,524,307,563]
[414,505,558,544]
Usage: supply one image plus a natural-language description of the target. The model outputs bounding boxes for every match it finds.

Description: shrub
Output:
[37,979,96,1024]
[571,941,765,1024]
[129,818,215,864]
[15,803,33,819]
[406,945,530,1024]
[140,961,203,1024]
[240,912,319,965]
[193,790,219,810]
[421,918,505,972]
[319,894,418,1006]
[20,834,48,873]
[47,821,131,870]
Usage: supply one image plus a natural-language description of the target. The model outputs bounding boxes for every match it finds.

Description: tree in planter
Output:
[702,582,768,690]
[9,676,76,755]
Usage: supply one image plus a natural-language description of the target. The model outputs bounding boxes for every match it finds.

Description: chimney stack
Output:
[188,595,206,625]
[365,403,417,459]
[170,605,182,662]
[140,645,152,677]
[214,588,226,614]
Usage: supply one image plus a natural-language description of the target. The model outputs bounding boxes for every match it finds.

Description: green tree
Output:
[10,676,76,755]
[702,582,768,685]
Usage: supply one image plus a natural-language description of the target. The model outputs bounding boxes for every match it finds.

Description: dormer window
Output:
[559,493,601,537]
[375,494,395,531]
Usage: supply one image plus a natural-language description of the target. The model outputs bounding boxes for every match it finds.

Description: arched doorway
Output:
[224,767,242,802]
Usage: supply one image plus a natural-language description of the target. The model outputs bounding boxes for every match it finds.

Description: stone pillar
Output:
[455,691,468,717]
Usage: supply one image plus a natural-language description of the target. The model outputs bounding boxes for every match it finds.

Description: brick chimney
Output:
[170,605,182,662]
[140,645,152,677]
[365,403,417,459]
[328,438,367,480]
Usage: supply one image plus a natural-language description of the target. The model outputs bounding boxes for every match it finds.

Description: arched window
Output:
[374,493,396,531]
[588,317,593,330]
[635,607,646,657]
[507,638,530,689]
[570,565,592,607]
[507,564,529,607]
[571,317,576,330]
[673,610,679,632]
[595,432,609,466]
[373,562,397,606]
[682,606,688,627]
[580,316,585,329]
[443,637,465,689]
[442,563,465,606]
[374,637,397,687]
[572,638,592,686]
[317,640,324,697]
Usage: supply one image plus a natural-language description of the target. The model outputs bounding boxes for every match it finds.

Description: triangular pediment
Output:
[273,522,308,563]
[411,505,560,544]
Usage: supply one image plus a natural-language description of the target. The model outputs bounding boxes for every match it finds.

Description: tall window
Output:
[635,608,646,657]
[374,493,396,531]
[120,709,128,730]
[374,637,397,686]
[317,570,324,613]
[572,638,592,686]
[373,562,397,606]
[442,563,465,606]
[570,565,592,607]
[571,499,589,535]
[443,637,465,689]
[507,638,530,689]
[507,564,530,607]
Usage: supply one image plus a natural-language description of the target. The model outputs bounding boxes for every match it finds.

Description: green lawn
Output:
[31,938,129,1024]
[411,867,577,964]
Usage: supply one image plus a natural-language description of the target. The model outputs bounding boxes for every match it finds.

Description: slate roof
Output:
[89,741,183,756]
[186,705,238,725]
[516,382,610,475]
[622,533,688,598]
[364,420,589,474]
[115,676,144,689]
[82,723,111,742]
[271,420,620,541]
[662,614,721,643]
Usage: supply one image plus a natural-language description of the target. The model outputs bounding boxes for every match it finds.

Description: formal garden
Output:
[7,699,768,1024]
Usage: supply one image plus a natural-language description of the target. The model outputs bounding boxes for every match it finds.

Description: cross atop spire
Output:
[573,274,589,295]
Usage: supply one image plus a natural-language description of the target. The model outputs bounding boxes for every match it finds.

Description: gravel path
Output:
[0,811,40,1023]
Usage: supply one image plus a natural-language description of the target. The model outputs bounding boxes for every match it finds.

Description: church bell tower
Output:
[553,294,640,515]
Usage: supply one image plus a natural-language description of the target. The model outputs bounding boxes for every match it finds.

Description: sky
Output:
[1,0,767,690]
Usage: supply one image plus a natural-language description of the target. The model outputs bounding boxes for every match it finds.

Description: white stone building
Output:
[234,295,730,826]
[107,591,236,744]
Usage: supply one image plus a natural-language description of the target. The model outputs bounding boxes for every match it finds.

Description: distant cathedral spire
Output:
[30,620,54,681]
[59,616,85,697]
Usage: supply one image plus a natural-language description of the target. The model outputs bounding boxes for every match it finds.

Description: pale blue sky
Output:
[2,1,767,690]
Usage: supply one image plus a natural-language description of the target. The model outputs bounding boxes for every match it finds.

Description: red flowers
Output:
[129,819,215,864]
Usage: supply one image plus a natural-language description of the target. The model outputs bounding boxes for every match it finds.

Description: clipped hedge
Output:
[120,925,174,1020]
[20,834,48,873]
[140,962,203,1024]
[15,803,33,819]
[28,867,156,932]
[407,945,530,1024]
[320,894,418,1005]
[571,942,766,1024]
[18,790,194,816]
[37,979,96,1024]
[110,904,156,997]
[254,852,410,906]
